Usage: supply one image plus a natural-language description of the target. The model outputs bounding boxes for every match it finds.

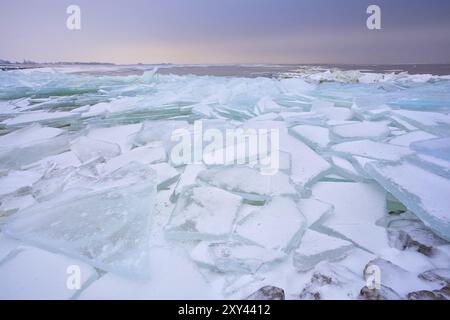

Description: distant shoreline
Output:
[2,63,450,77]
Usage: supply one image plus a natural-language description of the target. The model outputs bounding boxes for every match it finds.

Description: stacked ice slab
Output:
[0,67,449,299]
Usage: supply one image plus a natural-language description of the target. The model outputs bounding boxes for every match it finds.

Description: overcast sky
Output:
[1,0,450,64]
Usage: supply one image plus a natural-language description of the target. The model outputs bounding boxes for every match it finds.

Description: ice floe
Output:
[0,123,69,169]
[365,161,450,241]
[165,186,242,240]
[3,163,157,279]
[191,241,286,274]
[293,230,354,272]
[289,125,330,151]
[0,246,98,299]
[330,121,390,142]
[332,140,414,162]
[234,196,307,252]
[312,182,390,254]
[198,166,296,198]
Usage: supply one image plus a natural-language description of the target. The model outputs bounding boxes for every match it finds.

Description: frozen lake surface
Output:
[0,65,449,300]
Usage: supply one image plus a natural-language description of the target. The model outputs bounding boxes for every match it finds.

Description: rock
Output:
[299,262,364,300]
[246,286,285,300]
[362,258,426,298]
[388,210,406,216]
[359,285,402,300]
[387,219,448,256]
[418,269,450,287]
[407,286,450,300]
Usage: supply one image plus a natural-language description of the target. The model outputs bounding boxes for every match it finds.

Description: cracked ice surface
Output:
[0,66,449,299]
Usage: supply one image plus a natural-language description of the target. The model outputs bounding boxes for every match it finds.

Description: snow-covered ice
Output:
[332,140,414,162]
[3,162,157,279]
[192,241,286,274]
[234,196,307,252]
[289,125,330,151]
[198,166,296,197]
[165,186,242,240]
[0,246,98,300]
[0,66,449,299]
[330,121,390,142]
[366,161,450,241]
[293,230,354,272]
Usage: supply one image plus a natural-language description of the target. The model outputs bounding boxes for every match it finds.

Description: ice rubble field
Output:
[0,66,450,300]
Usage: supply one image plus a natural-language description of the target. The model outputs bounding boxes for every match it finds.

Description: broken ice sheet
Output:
[165,186,242,240]
[311,100,354,121]
[234,196,307,252]
[411,137,450,162]
[332,139,414,162]
[279,111,327,126]
[330,156,366,182]
[409,153,450,179]
[349,155,375,179]
[133,120,192,149]
[392,110,450,136]
[21,151,81,173]
[222,273,266,297]
[280,130,331,188]
[191,241,286,274]
[191,103,220,118]
[171,163,206,201]
[0,194,36,217]
[102,145,166,174]
[81,97,143,118]
[86,123,142,153]
[330,121,390,142]
[388,130,437,147]
[276,151,292,174]
[30,164,98,201]
[289,125,330,151]
[3,162,157,279]
[312,182,390,254]
[247,112,280,122]
[298,198,334,228]
[390,115,418,131]
[197,166,296,198]
[2,111,80,127]
[78,246,216,299]
[352,104,391,121]
[2,66,450,299]
[148,162,180,190]
[0,123,63,147]
[0,170,42,197]
[0,123,69,169]
[365,161,450,242]
[293,230,354,272]
[0,246,98,300]
[71,136,121,163]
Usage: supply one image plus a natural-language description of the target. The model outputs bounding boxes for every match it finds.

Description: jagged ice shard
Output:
[366,161,450,241]
[3,163,157,279]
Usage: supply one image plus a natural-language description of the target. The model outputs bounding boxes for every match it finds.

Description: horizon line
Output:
[2,60,450,66]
